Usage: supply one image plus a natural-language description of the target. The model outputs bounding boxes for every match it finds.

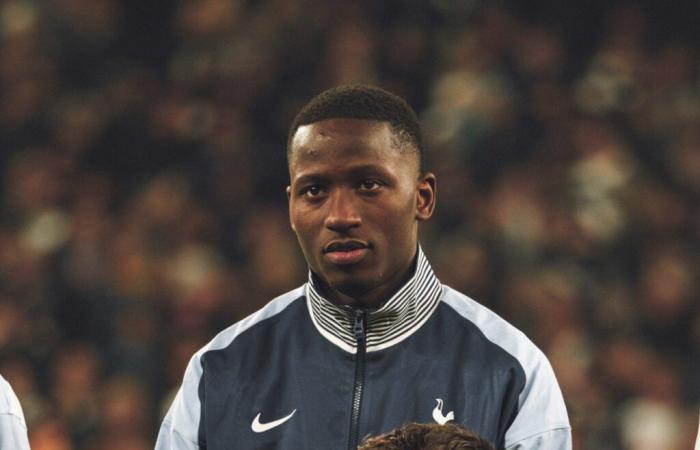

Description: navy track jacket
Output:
[156,248,571,449]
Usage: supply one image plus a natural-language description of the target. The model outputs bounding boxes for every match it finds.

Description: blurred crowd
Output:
[0,0,698,449]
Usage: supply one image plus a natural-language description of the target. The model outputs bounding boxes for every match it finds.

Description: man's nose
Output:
[324,189,361,232]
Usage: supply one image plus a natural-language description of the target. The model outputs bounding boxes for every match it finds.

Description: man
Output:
[155,85,571,450]
[0,374,31,450]
[358,422,496,450]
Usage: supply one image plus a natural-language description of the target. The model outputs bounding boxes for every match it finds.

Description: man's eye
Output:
[303,185,323,197]
[359,180,381,191]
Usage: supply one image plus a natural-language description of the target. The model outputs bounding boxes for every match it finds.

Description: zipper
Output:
[348,309,366,450]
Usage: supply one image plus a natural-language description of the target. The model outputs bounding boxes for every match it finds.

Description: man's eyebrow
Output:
[291,173,325,185]
[292,164,395,185]
[294,164,385,177]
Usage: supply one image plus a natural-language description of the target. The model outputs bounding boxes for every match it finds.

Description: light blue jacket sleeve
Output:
[442,288,572,450]
[0,375,30,450]
[506,427,572,450]
[502,345,572,450]
[155,354,205,450]
[155,416,200,450]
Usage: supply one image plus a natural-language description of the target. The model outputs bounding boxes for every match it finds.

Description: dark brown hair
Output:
[358,423,496,450]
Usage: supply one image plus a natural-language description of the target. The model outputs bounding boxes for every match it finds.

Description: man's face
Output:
[288,118,435,306]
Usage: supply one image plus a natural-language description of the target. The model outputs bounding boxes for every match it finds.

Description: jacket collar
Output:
[306,246,443,353]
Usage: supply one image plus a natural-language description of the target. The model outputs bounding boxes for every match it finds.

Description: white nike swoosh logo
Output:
[251,409,297,433]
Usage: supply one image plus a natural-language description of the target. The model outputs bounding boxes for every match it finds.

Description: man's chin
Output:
[324,275,377,304]
[332,282,371,300]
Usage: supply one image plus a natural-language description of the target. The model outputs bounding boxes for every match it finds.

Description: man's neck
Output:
[315,252,418,310]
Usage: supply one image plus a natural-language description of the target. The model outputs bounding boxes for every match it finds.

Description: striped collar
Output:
[305,246,443,354]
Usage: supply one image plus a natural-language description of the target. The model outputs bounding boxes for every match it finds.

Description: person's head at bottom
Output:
[357,422,496,450]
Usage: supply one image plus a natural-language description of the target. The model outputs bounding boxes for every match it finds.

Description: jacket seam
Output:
[163,418,199,446]
[0,412,27,430]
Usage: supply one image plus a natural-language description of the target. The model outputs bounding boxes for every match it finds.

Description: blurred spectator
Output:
[29,416,72,450]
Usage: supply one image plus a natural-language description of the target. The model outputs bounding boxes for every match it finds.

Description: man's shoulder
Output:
[439,285,570,445]
[196,285,306,360]
[438,285,548,372]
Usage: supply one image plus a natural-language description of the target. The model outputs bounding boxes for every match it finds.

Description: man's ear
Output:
[415,172,436,221]
[286,186,296,232]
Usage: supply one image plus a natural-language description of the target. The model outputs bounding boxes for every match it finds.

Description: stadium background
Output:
[0,0,698,448]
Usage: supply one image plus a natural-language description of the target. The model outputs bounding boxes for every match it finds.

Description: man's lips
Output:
[323,240,370,265]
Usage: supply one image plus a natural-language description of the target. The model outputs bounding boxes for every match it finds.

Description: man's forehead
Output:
[292,119,391,146]
[289,119,391,162]
[288,118,420,178]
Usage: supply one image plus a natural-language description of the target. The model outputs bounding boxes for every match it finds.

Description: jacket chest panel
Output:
[356,352,516,445]
[204,354,356,450]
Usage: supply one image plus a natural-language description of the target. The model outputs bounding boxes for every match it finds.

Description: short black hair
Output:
[288,85,425,173]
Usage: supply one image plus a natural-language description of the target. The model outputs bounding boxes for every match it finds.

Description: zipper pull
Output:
[353,310,366,342]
